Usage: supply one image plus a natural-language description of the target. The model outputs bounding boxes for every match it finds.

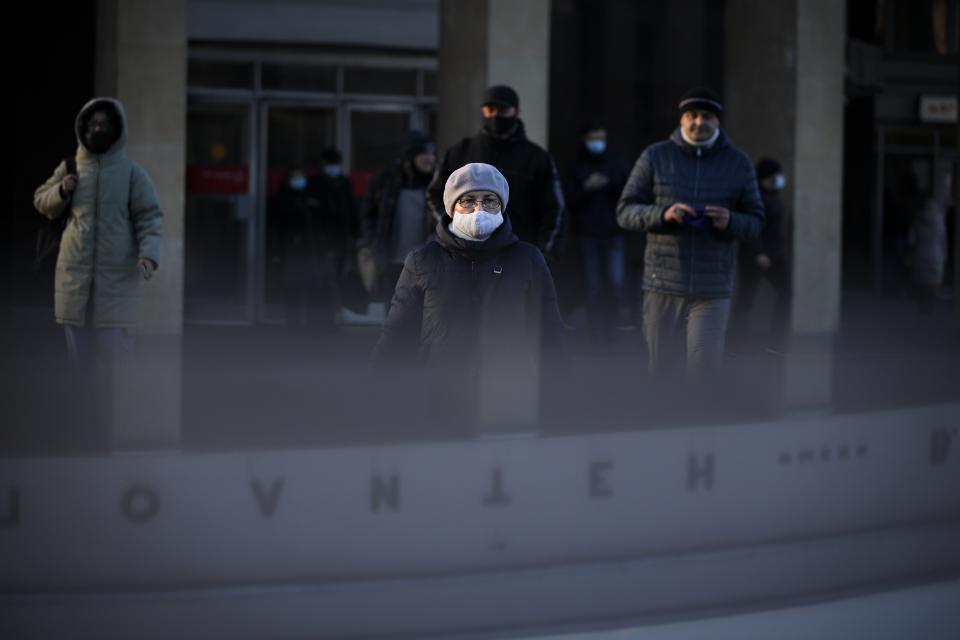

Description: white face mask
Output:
[585,139,606,154]
[323,164,342,178]
[451,210,503,240]
[773,174,786,190]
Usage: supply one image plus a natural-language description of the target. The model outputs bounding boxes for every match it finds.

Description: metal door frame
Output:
[185,97,259,325]
[343,101,421,173]
[257,98,340,323]
[872,124,958,293]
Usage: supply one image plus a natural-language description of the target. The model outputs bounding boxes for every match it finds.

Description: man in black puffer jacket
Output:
[427,85,565,258]
[617,88,764,374]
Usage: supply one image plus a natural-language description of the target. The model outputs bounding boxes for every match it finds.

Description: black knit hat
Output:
[482,85,519,109]
[678,87,723,117]
[321,147,342,164]
[755,157,782,180]
[404,130,434,159]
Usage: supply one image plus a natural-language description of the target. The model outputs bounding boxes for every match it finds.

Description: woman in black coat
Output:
[373,163,563,428]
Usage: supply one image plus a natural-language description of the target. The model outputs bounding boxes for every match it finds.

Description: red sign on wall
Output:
[187,166,249,194]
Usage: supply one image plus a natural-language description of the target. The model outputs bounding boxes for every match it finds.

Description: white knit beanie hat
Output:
[442,163,509,217]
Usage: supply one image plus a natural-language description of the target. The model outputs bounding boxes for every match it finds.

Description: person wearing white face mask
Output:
[374,162,564,376]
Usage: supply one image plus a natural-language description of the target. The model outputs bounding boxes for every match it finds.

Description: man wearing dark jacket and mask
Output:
[427,85,564,258]
[617,88,764,375]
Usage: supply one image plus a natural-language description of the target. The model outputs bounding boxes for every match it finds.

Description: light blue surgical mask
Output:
[288,175,307,191]
[773,174,786,190]
[586,140,606,155]
[323,164,342,178]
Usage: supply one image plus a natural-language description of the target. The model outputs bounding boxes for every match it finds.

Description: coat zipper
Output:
[689,147,702,295]
[90,157,101,325]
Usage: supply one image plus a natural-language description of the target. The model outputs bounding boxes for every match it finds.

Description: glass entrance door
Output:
[185,103,256,323]
[346,105,415,199]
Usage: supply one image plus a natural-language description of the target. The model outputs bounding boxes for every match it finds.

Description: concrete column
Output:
[955,133,960,331]
[725,0,845,408]
[437,0,551,151]
[96,0,187,448]
[786,0,846,407]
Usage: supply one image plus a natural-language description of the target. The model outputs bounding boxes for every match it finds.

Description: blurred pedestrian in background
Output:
[564,123,629,349]
[359,130,436,308]
[733,157,791,348]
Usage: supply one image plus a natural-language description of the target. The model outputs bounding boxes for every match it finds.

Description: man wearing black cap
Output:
[617,88,764,374]
[359,130,437,301]
[427,85,564,258]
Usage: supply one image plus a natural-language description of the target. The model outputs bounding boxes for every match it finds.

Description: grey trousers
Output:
[64,324,127,371]
[643,291,731,375]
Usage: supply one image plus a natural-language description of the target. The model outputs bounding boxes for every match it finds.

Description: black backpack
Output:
[33,157,76,271]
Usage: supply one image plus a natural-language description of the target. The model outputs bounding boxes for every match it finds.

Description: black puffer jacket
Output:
[427,121,564,255]
[617,128,764,297]
[373,216,564,366]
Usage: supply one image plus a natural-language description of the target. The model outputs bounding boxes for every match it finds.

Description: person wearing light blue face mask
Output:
[732,157,791,349]
[273,147,359,330]
[563,124,631,348]
[374,162,564,387]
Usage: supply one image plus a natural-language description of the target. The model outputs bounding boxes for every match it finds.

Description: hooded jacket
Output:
[427,120,565,256]
[616,128,764,298]
[33,97,163,327]
[373,215,563,367]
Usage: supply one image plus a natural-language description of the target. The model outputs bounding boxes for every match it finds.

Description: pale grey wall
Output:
[188,0,439,49]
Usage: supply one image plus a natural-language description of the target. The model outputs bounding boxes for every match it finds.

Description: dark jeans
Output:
[579,235,625,340]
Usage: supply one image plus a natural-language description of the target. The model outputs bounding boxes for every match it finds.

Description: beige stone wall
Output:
[725,0,845,407]
[437,0,551,151]
[97,0,187,337]
[792,0,845,336]
[487,0,551,148]
[96,0,187,449]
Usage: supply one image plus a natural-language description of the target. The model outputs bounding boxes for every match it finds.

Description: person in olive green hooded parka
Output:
[34,97,163,330]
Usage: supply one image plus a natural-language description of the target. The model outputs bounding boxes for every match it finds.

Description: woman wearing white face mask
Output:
[374,162,564,373]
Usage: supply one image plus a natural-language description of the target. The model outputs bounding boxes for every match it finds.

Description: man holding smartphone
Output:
[616,88,764,375]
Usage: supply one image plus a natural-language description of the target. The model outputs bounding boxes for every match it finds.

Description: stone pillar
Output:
[437,0,551,151]
[725,0,845,408]
[96,0,187,448]
[955,132,960,331]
